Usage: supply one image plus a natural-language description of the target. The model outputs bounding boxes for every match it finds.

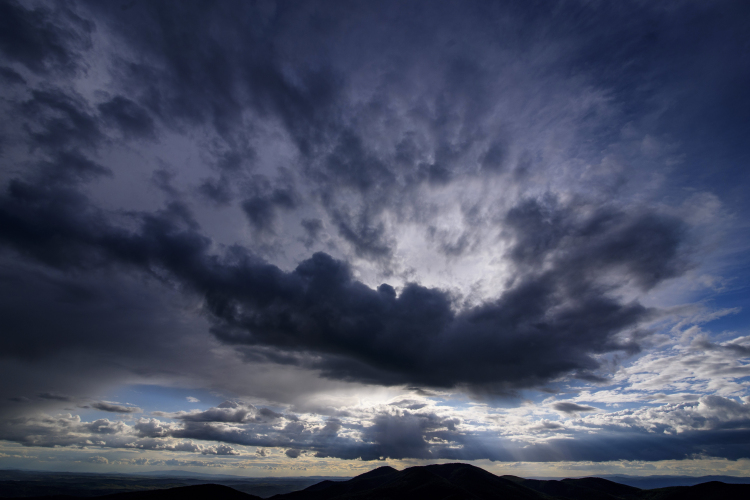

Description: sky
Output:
[0,0,749,479]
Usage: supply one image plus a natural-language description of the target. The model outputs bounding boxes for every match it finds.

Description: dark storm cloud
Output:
[0,0,92,74]
[97,96,155,140]
[72,0,749,220]
[90,401,142,413]
[77,1,518,257]
[552,402,597,415]
[38,151,111,185]
[83,0,342,148]
[0,165,682,391]
[321,131,395,195]
[504,197,688,290]
[241,181,299,234]
[22,90,103,152]
[331,208,393,261]
[300,218,324,249]
[197,176,234,206]
[0,0,703,399]
[0,254,221,418]
[480,141,508,174]
[0,66,25,85]
[37,392,72,402]
[159,401,253,423]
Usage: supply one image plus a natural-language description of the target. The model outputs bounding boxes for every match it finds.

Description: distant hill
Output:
[4,464,750,500]
[0,470,323,499]
[637,481,750,500]
[132,470,247,479]
[503,474,643,500]
[9,484,261,500]
[596,474,750,489]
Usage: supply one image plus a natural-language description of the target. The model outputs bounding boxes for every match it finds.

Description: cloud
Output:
[0,66,25,85]
[21,90,104,153]
[90,401,142,413]
[610,333,750,399]
[201,444,240,456]
[241,182,299,235]
[553,402,598,415]
[0,176,683,392]
[186,397,200,403]
[0,0,748,472]
[3,397,749,463]
[579,396,750,435]
[37,392,72,402]
[98,96,155,139]
[300,218,324,249]
[0,0,698,401]
[158,401,255,423]
[0,0,92,74]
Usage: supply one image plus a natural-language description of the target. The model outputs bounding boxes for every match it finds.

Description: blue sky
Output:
[0,0,749,478]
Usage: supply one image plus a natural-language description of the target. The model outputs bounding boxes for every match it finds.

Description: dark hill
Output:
[503,475,642,500]
[272,463,548,500]
[421,463,547,499]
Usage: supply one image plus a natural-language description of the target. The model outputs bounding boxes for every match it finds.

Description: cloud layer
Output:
[0,0,748,470]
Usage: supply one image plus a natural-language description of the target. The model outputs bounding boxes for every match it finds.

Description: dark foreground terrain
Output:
[3,463,750,500]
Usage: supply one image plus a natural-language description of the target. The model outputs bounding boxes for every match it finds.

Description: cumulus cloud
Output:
[1,396,749,463]
[158,401,255,423]
[201,444,240,456]
[579,396,750,435]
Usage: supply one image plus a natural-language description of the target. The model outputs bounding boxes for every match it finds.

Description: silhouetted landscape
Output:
[3,464,749,500]
[2,0,750,486]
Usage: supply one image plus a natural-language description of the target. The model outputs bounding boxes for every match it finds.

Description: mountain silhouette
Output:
[8,464,750,500]
[269,463,750,500]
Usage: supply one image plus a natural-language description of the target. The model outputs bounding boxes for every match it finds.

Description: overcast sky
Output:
[1,0,749,478]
